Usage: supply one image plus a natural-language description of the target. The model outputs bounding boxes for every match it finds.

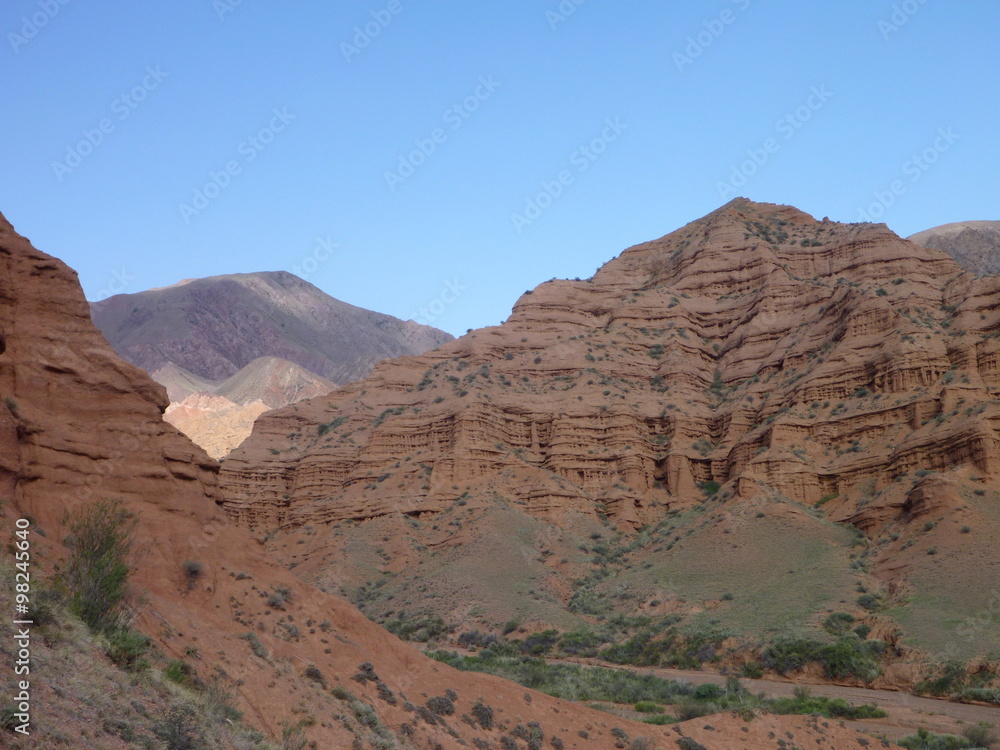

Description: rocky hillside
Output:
[2,210,742,749]
[90,270,453,385]
[220,199,1000,679]
[909,220,1000,275]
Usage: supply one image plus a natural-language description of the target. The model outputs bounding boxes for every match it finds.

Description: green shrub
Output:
[521,629,560,656]
[64,499,137,634]
[240,631,269,660]
[153,704,205,750]
[916,661,968,697]
[471,699,494,729]
[823,611,856,636]
[857,593,881,611]
[761,638,822,674]
[674,699,717,721]
[641,714,675,725]
[961,723,996,747]
[385,614,448,642]
[817,637,885,682]
[106,628,150,671]
[163,659,194,685]
[898,727,983,750]
[769,687,886,719]
[633,701,662,714]
[700,481,721,497]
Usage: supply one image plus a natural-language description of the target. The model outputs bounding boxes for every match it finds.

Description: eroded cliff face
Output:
[219,199,1000,665]
[0,211,709,749]
[221,200,1000,524]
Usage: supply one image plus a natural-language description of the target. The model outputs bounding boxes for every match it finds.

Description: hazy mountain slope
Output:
[90,270,453,384]
[909,220,1000,275]
[214,355,336,408]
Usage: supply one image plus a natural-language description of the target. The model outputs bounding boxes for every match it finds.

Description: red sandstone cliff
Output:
[218,199,1000,670]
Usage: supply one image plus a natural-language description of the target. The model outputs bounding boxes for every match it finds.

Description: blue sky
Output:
[1,1,997,337]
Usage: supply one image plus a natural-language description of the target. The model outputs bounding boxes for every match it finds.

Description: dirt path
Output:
[425,646,1000,741]
[549,656,1000,741]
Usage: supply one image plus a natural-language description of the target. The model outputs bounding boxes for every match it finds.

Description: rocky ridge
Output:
[219,199,1000,669]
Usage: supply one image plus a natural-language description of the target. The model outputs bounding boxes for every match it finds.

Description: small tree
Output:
[63,499,138,634]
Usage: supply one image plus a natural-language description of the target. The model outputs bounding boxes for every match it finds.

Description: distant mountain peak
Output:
[90,269,453,383]
[909,220,1000,275]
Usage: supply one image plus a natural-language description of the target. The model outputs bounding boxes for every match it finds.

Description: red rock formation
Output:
[2,210,731,748]
[220,199,1000,665]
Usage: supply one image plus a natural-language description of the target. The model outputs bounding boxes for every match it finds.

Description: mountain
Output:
[156,356,339,458]
[2,211,720,749]
[220,198,1000,686]
[89,270,454,384]
[164,392,271,460]
[213,355,337,408]
[909,220,1000,275]
[148,360,220,401]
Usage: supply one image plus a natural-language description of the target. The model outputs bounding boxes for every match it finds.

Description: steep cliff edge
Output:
[220,199,1000,669]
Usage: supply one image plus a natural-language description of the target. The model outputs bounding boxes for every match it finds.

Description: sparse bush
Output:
[106,628,150,671]
[674,699,717,721]
[898,727,983,750]
[182,559,203,579]
[426,695,455,716]
[64,499,137,634]
[267,586,292,610]
[857,593,881,611]
[240,631,268,660]
[304,664,325,687]
[962,723,996,747]
[384,614,448,642]
[349,699,380,728]
[676,737,708,750]
[163,659,194,685]
[823,611,856,636]
[471,699,494,729]
[153,703,205,750]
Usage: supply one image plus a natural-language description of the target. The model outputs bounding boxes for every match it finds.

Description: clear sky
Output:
[1,1,997,337]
